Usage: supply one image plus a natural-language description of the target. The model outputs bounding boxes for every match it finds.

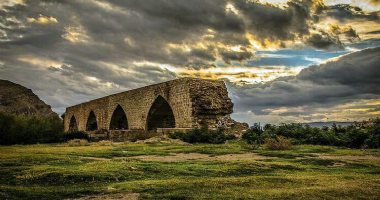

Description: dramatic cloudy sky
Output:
[1,0,379,124]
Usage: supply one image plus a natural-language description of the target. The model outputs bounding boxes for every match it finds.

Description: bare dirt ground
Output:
[318,155,380,162]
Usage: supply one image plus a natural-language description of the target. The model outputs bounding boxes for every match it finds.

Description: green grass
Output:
[0,141,379,199]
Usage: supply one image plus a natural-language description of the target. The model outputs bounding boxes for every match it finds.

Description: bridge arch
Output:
[68,115,78,132]
[86,110,98,131]
[109,104,129,130]
[64,78,233,133]
[146,95,175,131]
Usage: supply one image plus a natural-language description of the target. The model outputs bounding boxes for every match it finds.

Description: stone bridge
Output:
[63,78,233,138]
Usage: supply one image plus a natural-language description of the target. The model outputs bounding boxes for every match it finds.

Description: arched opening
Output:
[69,116,78,132]
[86,111,98,131]
[147,95,175,131]
[110,105,128,130]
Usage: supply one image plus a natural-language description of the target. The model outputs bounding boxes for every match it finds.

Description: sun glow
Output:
[175,66,303,84]
[245,32,283,51]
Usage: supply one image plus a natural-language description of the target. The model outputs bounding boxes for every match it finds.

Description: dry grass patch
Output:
[66,139,90,147]
[264,136,293,150]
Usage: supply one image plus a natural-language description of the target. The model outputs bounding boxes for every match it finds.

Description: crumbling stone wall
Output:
[63,78,233,133]
[189,79,233,128]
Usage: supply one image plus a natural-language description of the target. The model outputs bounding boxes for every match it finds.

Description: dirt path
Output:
[318,155,380,162]
[79,156,111,161]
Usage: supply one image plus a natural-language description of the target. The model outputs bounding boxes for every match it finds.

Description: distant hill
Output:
[0,80,58,118]
[305,122,354,128]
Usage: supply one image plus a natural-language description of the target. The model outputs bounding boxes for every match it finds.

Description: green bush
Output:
[242,123,265,146]
[0,112,63,145]
[363,118,380,148]
[242,118,380,149]
[169,125,235,144]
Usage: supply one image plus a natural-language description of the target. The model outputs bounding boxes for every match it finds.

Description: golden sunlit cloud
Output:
[245,32,284,50]
[225,3,239,15]
[27,14,58,24]
[62,26,90,43]
[91,0,128,15]
[85,76,118,89]
[317,99,380,121]
[175,66,302,84]
[325,0,380,11]
[124,37,135,47]
[366,100,380,106]
[260,0,380,11]
[133,60,303,84]
[345,20,380,40]
[0,0,25,8]
[167,43,192,52]
[242,98,380,123]
[315,16,379,41]
[165,27,286,63]
[17,55,62,69]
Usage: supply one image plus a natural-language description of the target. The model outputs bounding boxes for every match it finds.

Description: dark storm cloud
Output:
[305,31,343,49]
[3,0,376,71]
[0,0,379,116]
[189,48,216,62]
[229,47,380,115]
[110,0,245,32]
[233,0,324,42]
[324,4,379,22]
[220,49,254,64]
[1,0,360,69]
[306,3,379,49]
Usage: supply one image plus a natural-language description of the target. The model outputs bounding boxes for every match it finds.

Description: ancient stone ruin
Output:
[63,78,235,140]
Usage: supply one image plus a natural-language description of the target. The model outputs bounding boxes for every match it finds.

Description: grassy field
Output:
[0,140,379,199]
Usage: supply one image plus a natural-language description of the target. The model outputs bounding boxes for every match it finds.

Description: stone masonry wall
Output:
[64,78,233,132]
[189,79,234,128]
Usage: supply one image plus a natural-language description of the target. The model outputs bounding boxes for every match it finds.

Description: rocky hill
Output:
[0,80,58,117]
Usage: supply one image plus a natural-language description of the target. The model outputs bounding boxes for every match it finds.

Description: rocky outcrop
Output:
[0,80,58,117]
